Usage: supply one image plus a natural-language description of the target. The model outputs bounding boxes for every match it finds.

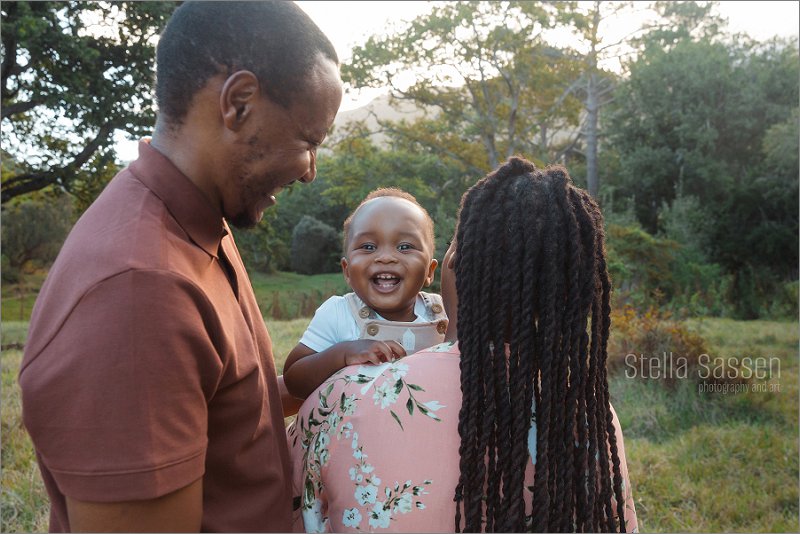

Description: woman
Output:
[289,157,638,532]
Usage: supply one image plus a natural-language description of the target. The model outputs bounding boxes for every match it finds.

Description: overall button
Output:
[367,324,380,336]
[359,307,371,319]
[431,303,443,314]
[437,320,448,334]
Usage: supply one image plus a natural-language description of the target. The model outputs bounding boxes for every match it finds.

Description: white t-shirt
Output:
[299,294,431,352]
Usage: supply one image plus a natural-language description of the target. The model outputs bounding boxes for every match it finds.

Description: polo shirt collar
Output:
[129,140,225,258]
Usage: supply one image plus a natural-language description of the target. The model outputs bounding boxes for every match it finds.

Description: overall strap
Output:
[344,292,374,330]
[419,291,447,321]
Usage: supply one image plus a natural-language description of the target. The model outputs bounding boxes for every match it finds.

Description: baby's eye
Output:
[397,243,415,252]
[359,243,376,251]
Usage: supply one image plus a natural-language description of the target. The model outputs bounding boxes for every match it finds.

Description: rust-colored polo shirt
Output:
[20,141,292,532]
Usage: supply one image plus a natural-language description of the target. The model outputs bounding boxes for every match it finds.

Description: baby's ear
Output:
[424,258,438,287]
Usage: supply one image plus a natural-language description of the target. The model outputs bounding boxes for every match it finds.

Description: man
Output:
[19,2,342,532]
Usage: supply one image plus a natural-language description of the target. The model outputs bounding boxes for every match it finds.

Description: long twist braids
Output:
[453,157,627,532]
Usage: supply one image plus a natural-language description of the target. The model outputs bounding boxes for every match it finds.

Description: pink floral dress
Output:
[288,342,638,532]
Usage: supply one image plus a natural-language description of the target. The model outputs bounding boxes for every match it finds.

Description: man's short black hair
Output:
[156,1,338,123]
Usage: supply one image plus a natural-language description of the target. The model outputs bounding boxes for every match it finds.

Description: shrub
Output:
[607,305,745,388]
[605,222,679,309]
[290,216,341,275]
[230,210,287,274]
[1,196,73,275]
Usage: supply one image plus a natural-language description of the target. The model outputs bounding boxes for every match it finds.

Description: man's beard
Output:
[228,211,260,229]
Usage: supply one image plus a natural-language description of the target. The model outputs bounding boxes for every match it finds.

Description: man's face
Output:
[341,197,437,323]
[223,58,342,228]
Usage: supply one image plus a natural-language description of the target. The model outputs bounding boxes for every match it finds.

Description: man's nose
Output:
[299,150,317,184]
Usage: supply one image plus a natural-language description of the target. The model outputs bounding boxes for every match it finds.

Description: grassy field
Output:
[249,270,348,320]
[2,316,797,532]
[1,273,46,324]
[1,271,348,324]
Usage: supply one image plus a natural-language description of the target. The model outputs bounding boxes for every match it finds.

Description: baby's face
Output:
[342,197,437,322]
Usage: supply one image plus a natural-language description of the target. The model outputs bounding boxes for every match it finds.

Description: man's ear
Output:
[424,258,438,287]
[220,70,260,131]
[340,257,350,285]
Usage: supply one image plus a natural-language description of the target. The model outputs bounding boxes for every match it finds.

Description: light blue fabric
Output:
[527,395,537,465]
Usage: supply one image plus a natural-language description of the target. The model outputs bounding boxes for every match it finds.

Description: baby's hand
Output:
[343,340,407,366]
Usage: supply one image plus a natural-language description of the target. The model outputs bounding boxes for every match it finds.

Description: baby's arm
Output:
[283,340,406,399]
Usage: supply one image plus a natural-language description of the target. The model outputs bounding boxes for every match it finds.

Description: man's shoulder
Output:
[52,167,204,282]
[24,170,211,363]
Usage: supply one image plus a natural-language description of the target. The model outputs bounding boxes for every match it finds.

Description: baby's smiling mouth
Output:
[372,273,400,291]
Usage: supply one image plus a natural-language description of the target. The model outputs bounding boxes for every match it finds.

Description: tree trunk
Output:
[586,71,599,198]
[585,2,602,199]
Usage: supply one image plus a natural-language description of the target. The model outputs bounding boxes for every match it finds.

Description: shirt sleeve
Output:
[298,296,356,352]
[20,269,223,502]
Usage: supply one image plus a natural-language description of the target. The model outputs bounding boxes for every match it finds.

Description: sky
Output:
[296,0,800,110]
[115,1,799,160]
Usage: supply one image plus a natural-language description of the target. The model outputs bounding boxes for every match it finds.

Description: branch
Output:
[373,116,487,177]
[1,99,44,120]
[1,123,115,203]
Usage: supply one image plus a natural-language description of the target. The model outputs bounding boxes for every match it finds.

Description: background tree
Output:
[1,194,73,321]
[1,195,72,283]
[1,1,175,203]
[290,215,341,275]
[343,1,585,173]
[604,31,799,317]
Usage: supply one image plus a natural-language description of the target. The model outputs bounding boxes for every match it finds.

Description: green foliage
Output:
[230,209,288,274]
[1,195,73,281]
[1,1,176,202]
[606,222,679,308]
[290,216,341,276]
[605,37,799,232]
[343,1,586,170]
[604,33,799,318]
[270,139,468,275]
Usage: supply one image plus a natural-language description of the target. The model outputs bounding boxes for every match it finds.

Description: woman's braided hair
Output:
[452,157,626,532]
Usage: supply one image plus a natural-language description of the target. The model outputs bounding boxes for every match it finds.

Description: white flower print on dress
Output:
[389,361,409,380]
[302,498,328,533]
[355,484,378,506]
[342,508,362,529]
[292,360,443,531]
[395,493,413,514]
[373,381,400,409]
[369,502,391,529]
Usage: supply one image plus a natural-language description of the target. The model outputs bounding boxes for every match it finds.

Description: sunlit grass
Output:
[2,316,797,532]
[266,317,311,373]
[611,317,799,532]
[2,349,49,533]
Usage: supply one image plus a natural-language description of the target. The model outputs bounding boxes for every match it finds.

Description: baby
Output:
[283,188,448,399]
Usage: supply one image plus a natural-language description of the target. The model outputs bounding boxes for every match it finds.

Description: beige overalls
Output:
[343,291,449,354]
